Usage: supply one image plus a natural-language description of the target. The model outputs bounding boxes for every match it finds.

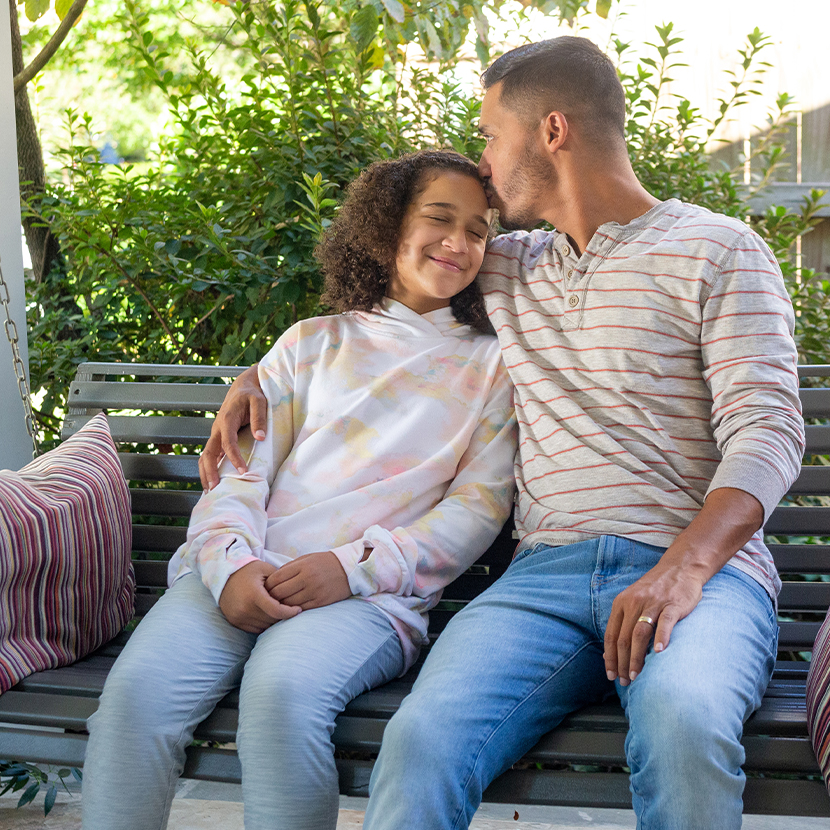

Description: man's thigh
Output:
[404,541,613,775]
[618,564,778,720]
[618,565,778,782]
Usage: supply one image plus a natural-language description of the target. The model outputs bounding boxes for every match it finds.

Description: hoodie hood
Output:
[352,298,476,340]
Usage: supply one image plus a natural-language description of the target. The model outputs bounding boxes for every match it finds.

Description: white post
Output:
[0,0,34,471]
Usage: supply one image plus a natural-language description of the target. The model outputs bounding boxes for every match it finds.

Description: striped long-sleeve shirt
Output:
[478,198,805,599]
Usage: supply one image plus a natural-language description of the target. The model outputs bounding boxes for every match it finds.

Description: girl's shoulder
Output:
[259,313,350,366]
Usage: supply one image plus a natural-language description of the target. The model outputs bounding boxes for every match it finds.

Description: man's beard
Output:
[489,140,555,231]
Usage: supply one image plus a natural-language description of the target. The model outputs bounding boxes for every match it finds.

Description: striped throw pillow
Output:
[0,413,134,693]
[807,608,830,793]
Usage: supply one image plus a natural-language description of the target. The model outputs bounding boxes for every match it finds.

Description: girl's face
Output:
[388,171,492,315]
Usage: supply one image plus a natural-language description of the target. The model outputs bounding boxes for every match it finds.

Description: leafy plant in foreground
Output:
[0,760,82,815]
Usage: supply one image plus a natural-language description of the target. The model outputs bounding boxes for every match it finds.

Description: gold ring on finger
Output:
[637,615,655,627]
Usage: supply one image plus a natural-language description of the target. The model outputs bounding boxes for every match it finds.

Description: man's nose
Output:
[477,150,490,180]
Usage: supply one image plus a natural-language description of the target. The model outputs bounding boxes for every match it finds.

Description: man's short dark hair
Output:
[481,37,626,148]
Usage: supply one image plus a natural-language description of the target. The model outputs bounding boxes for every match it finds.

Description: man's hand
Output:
[219,560,301,633]
[603,487,764,686]
[603,557,706,687]
[199,363,267,491]
[265,552,352,610]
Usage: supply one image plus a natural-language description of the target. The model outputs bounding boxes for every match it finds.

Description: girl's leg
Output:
[237,597,404,830]
[82,574,257,830]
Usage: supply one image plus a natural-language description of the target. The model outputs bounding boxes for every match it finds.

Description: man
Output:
[201,37,804,829]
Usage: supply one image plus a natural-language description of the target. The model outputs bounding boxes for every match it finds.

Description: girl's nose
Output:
[443,227,468,253]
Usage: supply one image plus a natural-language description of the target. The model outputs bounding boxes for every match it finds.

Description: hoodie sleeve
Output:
[330,358,517,599]
[169,347,297,603]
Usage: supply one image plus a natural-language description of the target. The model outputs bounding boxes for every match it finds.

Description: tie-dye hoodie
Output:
[169,298,517,669]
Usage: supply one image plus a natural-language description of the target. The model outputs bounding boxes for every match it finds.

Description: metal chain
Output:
[0,254,39,458]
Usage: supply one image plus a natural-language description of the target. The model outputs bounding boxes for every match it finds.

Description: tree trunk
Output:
[10,0,61,283]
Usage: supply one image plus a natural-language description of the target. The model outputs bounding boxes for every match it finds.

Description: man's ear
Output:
[541,111,568,156]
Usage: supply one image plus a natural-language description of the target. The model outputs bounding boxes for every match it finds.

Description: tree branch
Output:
[13,0,89,94]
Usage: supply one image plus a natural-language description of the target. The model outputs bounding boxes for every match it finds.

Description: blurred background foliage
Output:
[13,0,829,446]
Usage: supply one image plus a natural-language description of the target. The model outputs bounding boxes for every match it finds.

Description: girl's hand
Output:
[219,560,301,633]
[265,552,351,609]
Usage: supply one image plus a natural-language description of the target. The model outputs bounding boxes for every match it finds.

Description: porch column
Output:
[0,0,34,471]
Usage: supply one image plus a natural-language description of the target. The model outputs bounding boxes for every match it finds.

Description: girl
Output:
[82,150,517,830]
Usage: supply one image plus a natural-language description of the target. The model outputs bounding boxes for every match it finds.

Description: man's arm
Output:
[605,228,804,686]
[604,487,763,685]
[199,363,267,490]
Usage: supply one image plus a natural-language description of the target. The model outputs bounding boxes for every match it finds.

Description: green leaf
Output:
[595,0,613,18]
[474,37,489,68]
[55,0,73,20]
[380,0,405,24]
[17,782,40,808]
[351,5,379,53]
[44,784,57,815]
[418,18,442,58]
[24,0,50,22]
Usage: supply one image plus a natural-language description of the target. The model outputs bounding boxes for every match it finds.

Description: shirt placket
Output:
[562,232,619,330]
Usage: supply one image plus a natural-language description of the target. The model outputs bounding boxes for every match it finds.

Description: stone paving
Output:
[1,782,826,829]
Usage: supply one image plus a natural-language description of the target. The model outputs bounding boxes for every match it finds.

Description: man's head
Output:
[482,36,625,148]
[478,37,627,229]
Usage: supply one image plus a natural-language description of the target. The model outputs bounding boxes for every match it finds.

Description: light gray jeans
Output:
[82,573,404,830]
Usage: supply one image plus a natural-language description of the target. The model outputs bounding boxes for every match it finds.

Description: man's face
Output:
[477,84,555,231]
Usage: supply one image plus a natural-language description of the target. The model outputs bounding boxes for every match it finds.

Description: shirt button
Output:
[568,295,579,307]
[562,245,570,256]
[567,268,574,278]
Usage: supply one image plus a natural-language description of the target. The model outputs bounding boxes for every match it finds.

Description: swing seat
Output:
[1,361,829,817]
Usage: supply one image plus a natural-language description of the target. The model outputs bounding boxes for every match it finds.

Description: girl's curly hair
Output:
[315,150,494,334]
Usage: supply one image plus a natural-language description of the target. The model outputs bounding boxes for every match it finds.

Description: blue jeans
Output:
[82,574,404,830]
[363,536,778,830]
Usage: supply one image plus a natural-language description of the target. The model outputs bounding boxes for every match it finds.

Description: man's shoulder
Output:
[479,229,562,291]
[660,200,757,246]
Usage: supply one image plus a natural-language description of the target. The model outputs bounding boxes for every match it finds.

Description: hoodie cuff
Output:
[198,536,260,604]
[331,539,376,596]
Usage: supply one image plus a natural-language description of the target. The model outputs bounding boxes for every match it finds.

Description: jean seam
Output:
[449,638,602,830]
[159,653,252,828]
[316,628,402,735]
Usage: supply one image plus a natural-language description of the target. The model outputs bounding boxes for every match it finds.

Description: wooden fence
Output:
[712,100,830,278]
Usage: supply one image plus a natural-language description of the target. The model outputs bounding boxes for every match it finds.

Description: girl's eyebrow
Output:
[422,202,490,230]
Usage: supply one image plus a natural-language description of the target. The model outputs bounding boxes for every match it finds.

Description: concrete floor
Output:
[1,779,827,829]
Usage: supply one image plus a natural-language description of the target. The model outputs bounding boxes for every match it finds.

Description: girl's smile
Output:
[388,172,493,315]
